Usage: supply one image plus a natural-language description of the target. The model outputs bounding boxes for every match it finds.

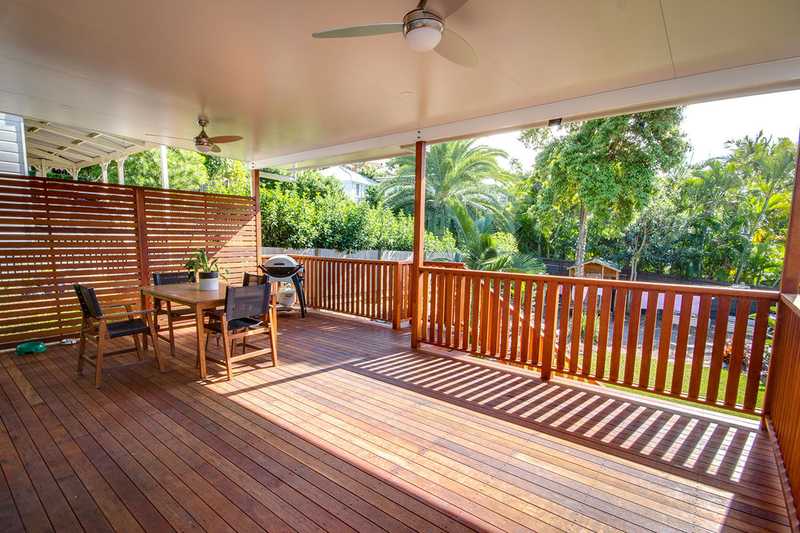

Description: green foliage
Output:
[377,140,513,236]
[68,147,251,196]
[259,171,459,255]
[521,109,687,268]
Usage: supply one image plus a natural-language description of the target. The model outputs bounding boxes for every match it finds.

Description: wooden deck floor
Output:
[0,311,793,532]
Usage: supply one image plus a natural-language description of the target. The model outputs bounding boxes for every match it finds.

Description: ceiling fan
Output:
[312,0,477,67]
[145,116,242,153]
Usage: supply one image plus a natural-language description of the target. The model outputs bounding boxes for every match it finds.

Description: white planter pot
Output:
[199,272,219,291]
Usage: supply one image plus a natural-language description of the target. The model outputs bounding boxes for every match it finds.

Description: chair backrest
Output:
[224,284,270,321]
[153,271,195,285]
[73,284,103,319]
[243,272,267,286]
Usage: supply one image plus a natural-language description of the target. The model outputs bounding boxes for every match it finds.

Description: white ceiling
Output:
[1,0,799,168]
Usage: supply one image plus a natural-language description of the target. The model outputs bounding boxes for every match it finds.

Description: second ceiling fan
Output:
[312,0,476,67]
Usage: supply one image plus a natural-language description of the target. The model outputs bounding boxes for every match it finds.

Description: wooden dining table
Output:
[140,281,227,379]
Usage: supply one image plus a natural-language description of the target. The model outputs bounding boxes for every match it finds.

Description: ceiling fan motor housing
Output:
[403,9,444,50]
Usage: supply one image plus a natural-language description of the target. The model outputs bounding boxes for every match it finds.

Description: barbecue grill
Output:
[259,255,307,317]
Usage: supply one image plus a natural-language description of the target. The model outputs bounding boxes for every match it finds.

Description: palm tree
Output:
[377,140,512,236]
[451,205,545,274]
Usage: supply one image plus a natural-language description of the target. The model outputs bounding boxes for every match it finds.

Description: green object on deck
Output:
[15,341,47,356]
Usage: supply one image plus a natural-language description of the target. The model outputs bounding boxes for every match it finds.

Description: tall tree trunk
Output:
[575,204,588,277]
[629,224,648,281]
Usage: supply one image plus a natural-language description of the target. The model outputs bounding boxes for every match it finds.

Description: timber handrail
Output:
[416,265,779,415]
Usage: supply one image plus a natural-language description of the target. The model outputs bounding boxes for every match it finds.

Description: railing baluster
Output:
[469,276,482,353]
[724,298,751,407]
[670,294,694,396]
[532,281,544,366]
[610,287,628,383]
[569,283,584,374]
[480,276,490,355]
[624,289,642,385]
[596,287,613,380]
[654,291,675,392]
[582,285,597,376]
[688,295,712,400]
[743,299,771,410]
[557,283,572,371]
[706,296,731,404]
[510,279,523,362]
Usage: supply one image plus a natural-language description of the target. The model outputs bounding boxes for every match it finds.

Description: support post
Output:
[410,141,426,348]
[762,130,800,424]
[160,145,169,189]
[117,156,127,185]
[99,161,109,184]
[67,167,79,180]
[251,167,263,269]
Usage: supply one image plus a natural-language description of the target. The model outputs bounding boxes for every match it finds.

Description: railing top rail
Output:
[419,265,780,300]
[288,254,410,266]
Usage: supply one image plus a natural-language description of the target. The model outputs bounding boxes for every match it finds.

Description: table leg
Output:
[140,290,149,350]
[196,303,208,379]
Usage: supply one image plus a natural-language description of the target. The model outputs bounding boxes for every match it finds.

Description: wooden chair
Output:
[202,283,278,380]
[73,284,161,388]
[152,271,195,356]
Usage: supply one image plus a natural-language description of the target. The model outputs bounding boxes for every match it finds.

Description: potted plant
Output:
[185,248,224,291]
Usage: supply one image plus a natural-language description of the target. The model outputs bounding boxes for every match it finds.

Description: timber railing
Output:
[764,294,800,503]
[0,173,258,348]
[416,265,779,415]
[291,255,413,328]
[290,256,466,328]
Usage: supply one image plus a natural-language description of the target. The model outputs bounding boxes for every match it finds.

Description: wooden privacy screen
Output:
[417,266,779,415]
[0,173,258,347]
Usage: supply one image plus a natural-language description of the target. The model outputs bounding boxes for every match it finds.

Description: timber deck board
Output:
[0,311,792,532]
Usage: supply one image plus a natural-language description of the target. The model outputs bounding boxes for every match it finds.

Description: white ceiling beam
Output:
[27,147,80,167]
[255,57,800,169]
[27,138,108,159]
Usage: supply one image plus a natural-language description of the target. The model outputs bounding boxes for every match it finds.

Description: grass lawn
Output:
[587,354,765,420]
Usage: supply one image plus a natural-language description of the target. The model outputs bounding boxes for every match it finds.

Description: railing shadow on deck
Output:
[212,313,791,527]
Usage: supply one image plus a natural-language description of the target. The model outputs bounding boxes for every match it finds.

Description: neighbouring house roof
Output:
[320,166,376,187]
[568,258,622,272]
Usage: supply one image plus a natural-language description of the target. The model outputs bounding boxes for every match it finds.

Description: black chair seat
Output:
[107,318,150,338]
[205,316,262,332]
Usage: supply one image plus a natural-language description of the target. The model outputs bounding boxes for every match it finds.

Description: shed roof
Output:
[568,258,622,272]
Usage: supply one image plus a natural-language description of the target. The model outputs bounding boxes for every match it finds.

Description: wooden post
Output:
[410,141,427,348]
[392,262,402,329]
[252,167,263,269]
[762,131,800,424]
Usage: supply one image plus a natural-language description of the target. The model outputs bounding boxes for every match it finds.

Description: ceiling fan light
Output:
[405,25,442,52]
[196,144,211,153]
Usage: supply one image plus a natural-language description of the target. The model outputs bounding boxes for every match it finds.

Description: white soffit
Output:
[0,0,798,167]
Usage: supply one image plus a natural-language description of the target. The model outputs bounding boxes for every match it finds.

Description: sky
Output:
[479,89,800,171]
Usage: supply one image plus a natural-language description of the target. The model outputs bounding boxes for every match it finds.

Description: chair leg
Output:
[133,334,144,361]
[94,335,106,389]
[222,329,233,381]
[77,327,87,375]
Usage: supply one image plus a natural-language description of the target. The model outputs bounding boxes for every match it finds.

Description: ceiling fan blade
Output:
[435,28,477,67]
[207,135,242,144]
[312,23,403,39]
[144,133,193,141]
[210,144,222,153]
[425,0,469,18]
